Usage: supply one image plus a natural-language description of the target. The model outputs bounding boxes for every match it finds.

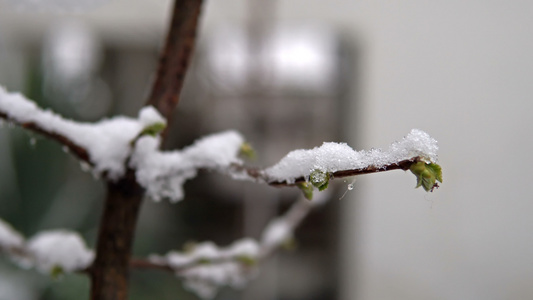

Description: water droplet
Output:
[347,183,354,190]
[62,146,70,153]
[29,138,37,147]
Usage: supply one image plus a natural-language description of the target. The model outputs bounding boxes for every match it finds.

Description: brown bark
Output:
[89,172,144,300]
[146,0,204,122]
[234,157,421,187]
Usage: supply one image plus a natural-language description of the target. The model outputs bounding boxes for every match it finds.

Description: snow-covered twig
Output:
[0,87,439,199]
[233,157,421,187]
[0,86,166,180]
[0,219,93,275]
[130,192,329,299]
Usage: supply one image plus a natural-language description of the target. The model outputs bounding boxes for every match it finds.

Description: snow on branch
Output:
[127,128,440,202]
[0,219,93,275]
[223,129,441,197]
[130,131,245,202]
[262,129,438,184]
[0,86,441,201]
[0,86,165,180]
[134,192,328,299]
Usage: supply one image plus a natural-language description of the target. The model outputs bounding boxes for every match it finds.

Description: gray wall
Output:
[208,1,533,298]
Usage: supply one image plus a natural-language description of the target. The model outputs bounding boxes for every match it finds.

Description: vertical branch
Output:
[146,0,204,123]
[90,1,204,299]
[90,174,144,300]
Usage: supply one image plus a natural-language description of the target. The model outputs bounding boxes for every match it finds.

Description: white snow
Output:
[138,105,166,126]
[0,86,164,180]
[0,218,93,274]
[182,262,251,299]
[26,230,94,273]
[150,238,259,300]
[0,86,246,202]
[151,238,260,270]
[264,129,438,183]
[0,218,24,250]
[130,131,244,202]
[261,218,292,249]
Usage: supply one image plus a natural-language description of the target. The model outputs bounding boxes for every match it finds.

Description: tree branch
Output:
[145,0,203,123]
[89,173,144,300]
[232,157,421,187]
[0,112,90,163]
[90,1,205,299]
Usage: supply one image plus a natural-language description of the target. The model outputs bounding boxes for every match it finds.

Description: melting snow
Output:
[0,86,165,180]
[27,230,94,273]
[264,129,438,183]
[130,131,244,202]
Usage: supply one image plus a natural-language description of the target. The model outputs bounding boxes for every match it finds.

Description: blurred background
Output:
[0,0,532,299]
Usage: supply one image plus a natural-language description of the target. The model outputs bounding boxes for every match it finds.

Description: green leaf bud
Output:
[309,169,331,191]
[409,162,443,192]
[296,182,314,200]
[239,142,256,160]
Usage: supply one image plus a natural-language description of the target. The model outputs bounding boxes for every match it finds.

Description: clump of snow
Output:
[0,86,245,202]
[182,262,252,299]
[0,219,24,250]
[131,131,244,202]
[151,238,260,270]
[264,129,438,183]
[0,86,164,179]
[261,219,292,249]
[26,230,94,273]
[138,106,166,126]
[150,238,260,299]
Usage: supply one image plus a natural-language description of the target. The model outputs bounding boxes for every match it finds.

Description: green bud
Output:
[197,258,211,264]
[410,161,426,175]
[239,142,256,160]
[236,255,257,266]
[281,238,298,252]
[50,265,64,279]
[296,182,314,200]
[309,169,331,191]
[139,122,166,137]
[409,162,443,192]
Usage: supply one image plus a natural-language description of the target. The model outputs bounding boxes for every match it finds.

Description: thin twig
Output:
[0,112,90,163]
[231,157,421,187]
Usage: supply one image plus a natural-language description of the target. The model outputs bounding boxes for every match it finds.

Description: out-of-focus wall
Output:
[345,2,533,299]
[221,1,533,299]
